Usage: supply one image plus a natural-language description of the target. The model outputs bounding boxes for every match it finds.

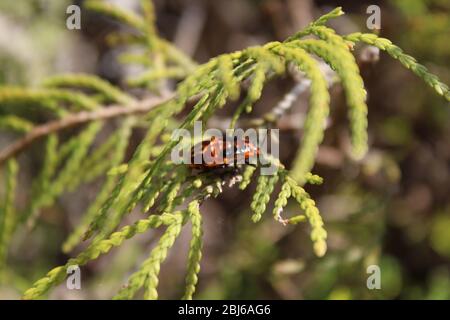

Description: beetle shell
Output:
[189,136,259,169]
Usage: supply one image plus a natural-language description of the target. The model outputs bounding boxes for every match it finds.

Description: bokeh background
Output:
[0,0,449,299]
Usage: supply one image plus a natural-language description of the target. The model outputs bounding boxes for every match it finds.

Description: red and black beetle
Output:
[189,135,260,169]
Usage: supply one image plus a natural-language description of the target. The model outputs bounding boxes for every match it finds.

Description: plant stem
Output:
[0,94,175,165]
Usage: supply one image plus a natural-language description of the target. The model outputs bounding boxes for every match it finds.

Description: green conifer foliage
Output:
[0,2,448,299]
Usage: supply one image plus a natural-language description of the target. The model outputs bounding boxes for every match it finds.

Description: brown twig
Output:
[0,94,175,165]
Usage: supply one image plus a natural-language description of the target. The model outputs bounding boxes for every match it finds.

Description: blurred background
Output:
[0,0,449,299]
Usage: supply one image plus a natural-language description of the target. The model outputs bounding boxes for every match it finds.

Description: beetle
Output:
[189,135,260,169]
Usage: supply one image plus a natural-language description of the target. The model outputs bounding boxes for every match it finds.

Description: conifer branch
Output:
[0,3,446,300]
[0,94,174,165]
